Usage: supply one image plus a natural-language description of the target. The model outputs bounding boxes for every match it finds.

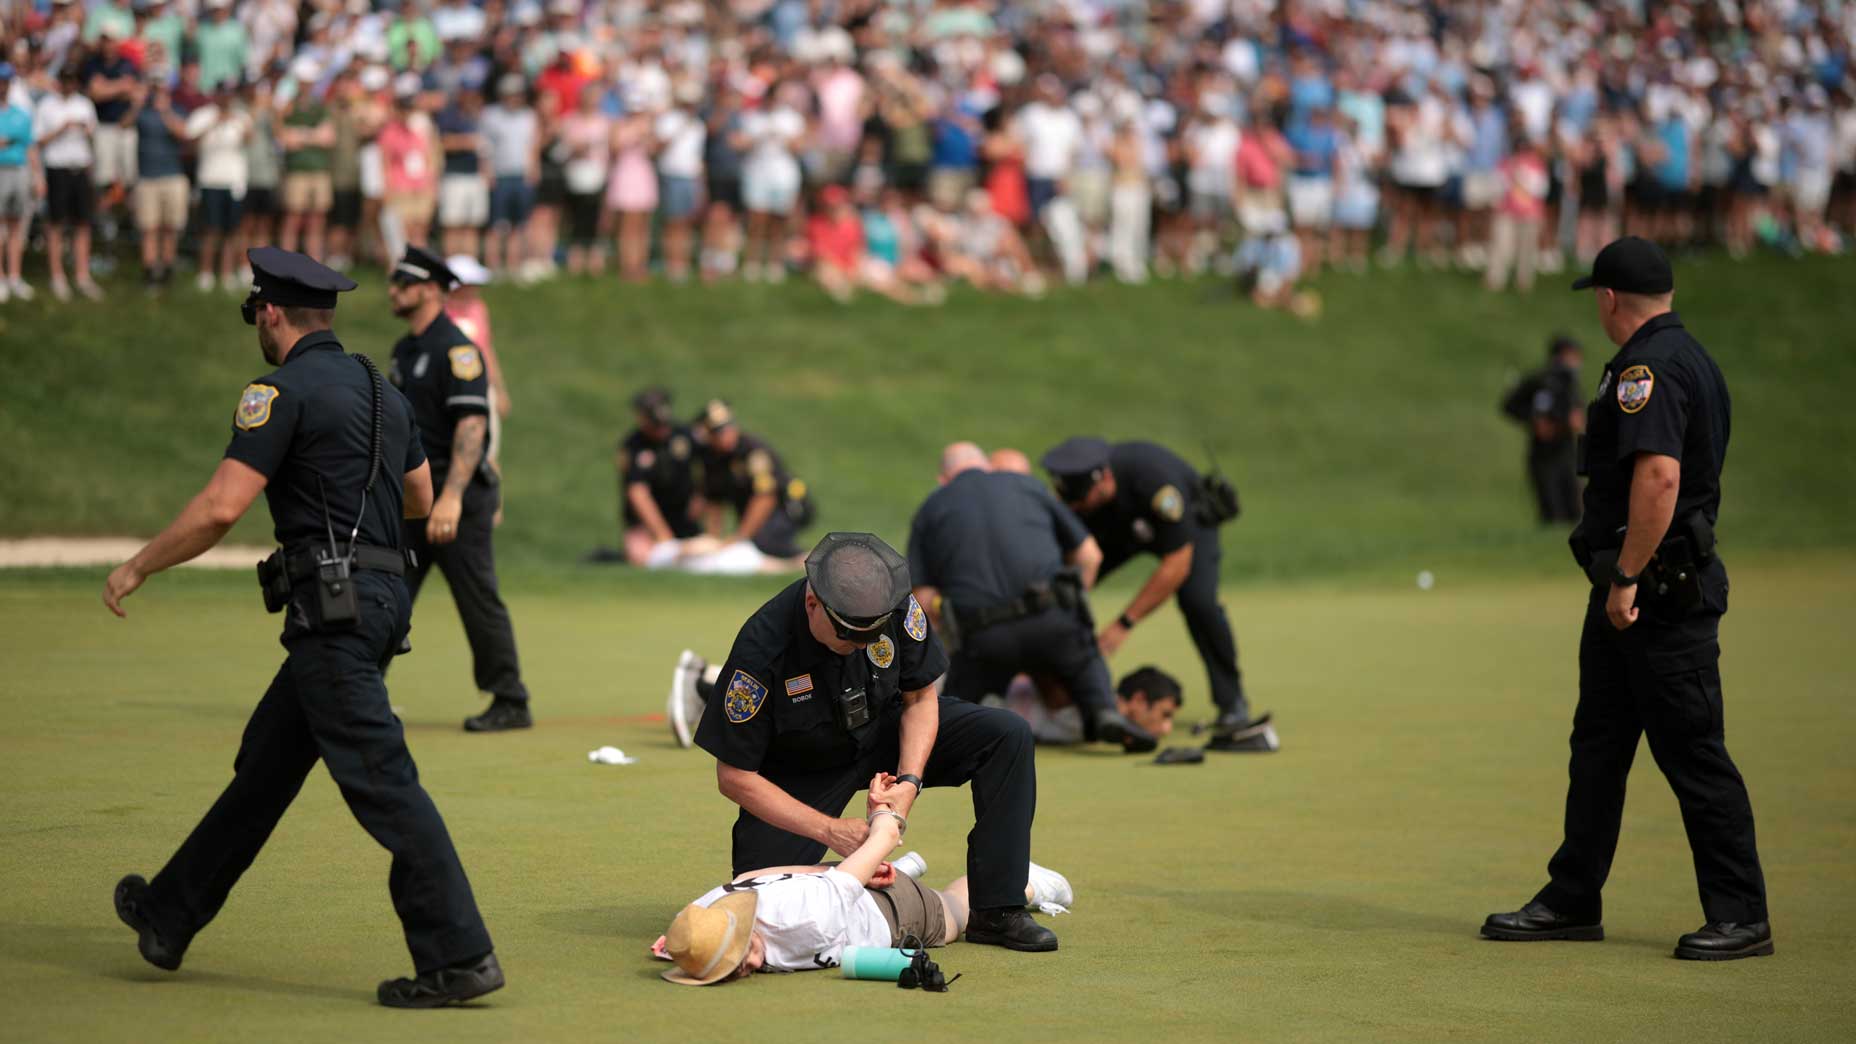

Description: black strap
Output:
[286,544,407,579]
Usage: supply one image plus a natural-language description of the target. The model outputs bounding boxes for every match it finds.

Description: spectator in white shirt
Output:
[35,66,101,301]
[185,79,253,291]
[739,81,807,283]
[655,83,707,283]
[1013,75,1082,218]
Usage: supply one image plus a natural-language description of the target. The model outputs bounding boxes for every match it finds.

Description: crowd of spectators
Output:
[1,0,1853,306]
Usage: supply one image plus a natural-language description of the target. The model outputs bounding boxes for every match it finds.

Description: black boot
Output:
[378,952,506,1008]
[114,874,191,971]
[1480,901,1604,941]
[965,908,1058,952]
[1674,921,1773,961]
[464,699,532,732]
[1091,710,1158,753]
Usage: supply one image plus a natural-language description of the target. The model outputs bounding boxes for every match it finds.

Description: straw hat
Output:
[661,891,758,986]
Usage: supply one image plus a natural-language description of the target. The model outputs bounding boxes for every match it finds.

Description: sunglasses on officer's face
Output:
[820,602,890,645]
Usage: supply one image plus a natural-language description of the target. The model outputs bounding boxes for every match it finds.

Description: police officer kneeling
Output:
[102,248,502,1005]
[907,441,1156,752]
[694,532,1057,951]
[1483,237,1772,961]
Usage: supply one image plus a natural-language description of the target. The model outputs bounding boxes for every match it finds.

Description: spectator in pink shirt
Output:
[1486,135,1549,292]
[378,76,439,255]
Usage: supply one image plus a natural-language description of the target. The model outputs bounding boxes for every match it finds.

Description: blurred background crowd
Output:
[0,0,1853,306]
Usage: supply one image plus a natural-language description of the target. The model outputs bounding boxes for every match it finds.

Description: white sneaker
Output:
[892,852,928,880]
[8,278,32,301]
[1027,861,1073,912]
[666,649,706,749]
[195,271,216,292]
[50,279,71,302]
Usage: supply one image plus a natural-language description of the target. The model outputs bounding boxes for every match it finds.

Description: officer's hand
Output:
[869,773,917,818]
[824,817,871,858]
[1606,582,1639,631]
[1098,621,1131,657]
[427,493,463,545]
[103,562,144,618]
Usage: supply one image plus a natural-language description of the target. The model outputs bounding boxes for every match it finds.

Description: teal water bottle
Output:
[840,946,914,981]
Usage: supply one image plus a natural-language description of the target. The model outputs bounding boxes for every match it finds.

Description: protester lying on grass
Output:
[1003,665,1184,745]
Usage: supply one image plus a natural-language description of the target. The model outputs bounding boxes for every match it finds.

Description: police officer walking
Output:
[1501,334,1585,524]
[694,398,815,558]
[103,248,502,1006]
[618,387,702,564]
[1483,236,1772,960]
[388,246,533,732]
[1040,437,1277,751]
[694,532,1059,951]
[907,442,1156,752]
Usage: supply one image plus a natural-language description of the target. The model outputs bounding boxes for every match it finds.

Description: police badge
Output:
[867,636,896,669]
[448,346,484,381]
[235,384,280,431]
[724,670,769,723]
[1616,364,1654,415]
[903,595,927,642]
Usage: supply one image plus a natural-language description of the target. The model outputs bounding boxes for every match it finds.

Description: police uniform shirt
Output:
[694,579,948,777]
[226,331,426,552]
[702,432,799,513]
[1580,312,1729,534]
[906,469,1090,612]
[620,424,699,528]
[1531,366,1581,443]
[1083,441,1202,573]
[389,311,490,484]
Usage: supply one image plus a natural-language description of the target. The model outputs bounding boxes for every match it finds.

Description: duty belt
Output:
[957,587,1062,633]
[283,544,411,581]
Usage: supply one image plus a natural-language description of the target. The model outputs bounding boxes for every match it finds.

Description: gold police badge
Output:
[1151,485,1185,523]
[724,670,769,723]
[235,384,280,431]
[1616,364,1654,415]
[448,346,484,381]
[867,635,895,669]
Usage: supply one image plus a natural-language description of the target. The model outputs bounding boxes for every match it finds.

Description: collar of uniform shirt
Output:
[1620,311,1683,352]
[283,329,345,363]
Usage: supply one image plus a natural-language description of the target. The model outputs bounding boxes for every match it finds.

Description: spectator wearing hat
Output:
[481,74,538,277]
[237,77,284,281]
[194,0,248,93]
[435,87,490,260]
[126,71,190,289]
[278,69,336,260]
[83,26,139,228]
[183,78,252,292]
[377,75,439,258]
[35,66,101,301]
[0,62,36,303]
[137,0,185,81]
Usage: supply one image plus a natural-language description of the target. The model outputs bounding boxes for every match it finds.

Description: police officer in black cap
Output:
[1040,437,1276,751]
[1501,334,1586,524]
[694,398,814,558]
[1483,236,1772,961]
[907,442,1157,752]
[102,247,502,1006]
[694,532,1058,951]
[618,386,702,564]
[388,245,533,732]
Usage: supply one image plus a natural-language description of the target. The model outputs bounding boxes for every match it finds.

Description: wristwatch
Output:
[1611,562,1641,587]
[1117,612,1137,631]
[894,773,923,795]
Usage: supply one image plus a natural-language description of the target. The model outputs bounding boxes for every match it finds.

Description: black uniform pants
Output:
[1177,530,1246,721]
[1529,439,1581,524]
[943,606,1116,727]
[730,699,1036,911]
[750,505,806,559]
[402,480,528,703]
[143,573,493,974]
[1535,572,1767,924]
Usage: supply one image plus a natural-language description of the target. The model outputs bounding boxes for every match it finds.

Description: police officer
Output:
[1040,437,1277,751]
[694,398,814,558]
[102,248,502,1006]
[694,532,1058,952]
[389,246,533,732]
[1501,334,1585,524]
[618,386,701,564]
[907,442,1156,752]
[1483,236,1772,960]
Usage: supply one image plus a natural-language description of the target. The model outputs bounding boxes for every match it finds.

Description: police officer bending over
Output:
[619,386,702,565]
[389,246,533,732]
[103,248,502,1007]
[695,532,1059,952]
[908,442,1157,752]
[1040,437,1277,751]
[1484,236,1772,961]
[695,398,815,558]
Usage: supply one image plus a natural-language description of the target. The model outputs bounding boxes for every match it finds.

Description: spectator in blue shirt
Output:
[127,74,192,288]
[0,62,35,303]
[929,99,984,213]
[1285,105,1340,272]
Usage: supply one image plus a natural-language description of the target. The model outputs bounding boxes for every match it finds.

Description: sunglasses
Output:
[820,601,890,644]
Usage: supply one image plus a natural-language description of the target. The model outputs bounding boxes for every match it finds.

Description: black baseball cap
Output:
[632,387,674,425]
[1571,236,1674,294]
[804,533,910,637]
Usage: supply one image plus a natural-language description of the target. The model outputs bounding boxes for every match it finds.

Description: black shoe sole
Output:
[379,976,505,1009]
[115,875,183,971]
[1674,940,1774,961]
[463,716,532,732]
[965,929,1059,952]
[1481,924,1605,942]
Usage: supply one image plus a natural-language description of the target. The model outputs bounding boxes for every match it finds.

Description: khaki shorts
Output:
[385,191,437,228]
[133,175,189,230]
[282,171,334,213]
[93,124,137,186]
[866,875,948,948]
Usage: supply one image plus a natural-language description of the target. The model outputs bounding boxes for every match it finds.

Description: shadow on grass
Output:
[4,921,367,1003]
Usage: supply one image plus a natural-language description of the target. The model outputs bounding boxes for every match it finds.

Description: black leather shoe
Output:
[114,874,190,971]
[1092,710,1158,753]
[965,908,1058,952]
[378,952,505,1008]
[1480,901,1604,941]
[463,700,532,732]
[1674,921,1773,961]
[1208,710,1271,737]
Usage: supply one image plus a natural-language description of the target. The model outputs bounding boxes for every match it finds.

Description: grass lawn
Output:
[3,560,1852,1042]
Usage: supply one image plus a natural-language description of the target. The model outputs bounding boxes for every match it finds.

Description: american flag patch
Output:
[785,675,814,697]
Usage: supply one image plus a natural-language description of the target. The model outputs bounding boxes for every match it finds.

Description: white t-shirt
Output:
[1186,118,1240,197]
[34,92,98,170]
[692,870,889,972]
[1015,101,1083,180]
[742,105,804,186]
[185,105,253,193]
[654,108,706,179]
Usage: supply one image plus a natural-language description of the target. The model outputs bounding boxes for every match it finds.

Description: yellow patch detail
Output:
[867,635,896,669]
[235,384,280,431]
[448,345,484,381]
[1616,364,1654,415]
[1151,484,1185,523]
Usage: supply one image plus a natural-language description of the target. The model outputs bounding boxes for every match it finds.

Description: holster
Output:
[1194,473,1242,528]
[257,550,292,614]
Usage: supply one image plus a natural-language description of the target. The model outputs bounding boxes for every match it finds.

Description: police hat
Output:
[244,246,357,322]
[1040,436,1112,501]
[1547,332,1582,359]
[805,533,911,635]
[1571,236,1674,295]
[391,245,458,289]
[698,398,736,432]
[632,386,674,425]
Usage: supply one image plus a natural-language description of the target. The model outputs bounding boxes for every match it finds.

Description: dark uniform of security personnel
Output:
[388,246,532,732]
[695,398,815,558]
[619,387,702,556]
[1484,236,1772,961]
[694,533,1058,951]
[1040,437,1275,749]
[906,446,1156,752]
[1502,335,1586,524]
[104,248,502,1007]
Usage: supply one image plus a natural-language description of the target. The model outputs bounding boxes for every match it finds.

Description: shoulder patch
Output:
[448,345,483,381]
[1151,484,1185,523]
[635,449,656,470]
[671,434,692,460]
[724,670,769,723]
[867,635,896,669]
[903,595,927,642]
[1616,364,1654,415]
[747,449,774,476]
[235,383,280,431]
